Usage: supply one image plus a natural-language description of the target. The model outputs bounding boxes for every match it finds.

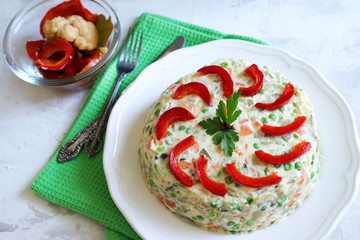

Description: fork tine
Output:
[134,30,144,65]
[129,30,139,64]
[120,27,132,62]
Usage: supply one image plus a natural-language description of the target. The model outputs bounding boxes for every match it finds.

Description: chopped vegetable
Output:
[196,155,228,197]
[169,135,196,187]
[173,82,212,106]
[198,65,233,98]
[226,162,282,188]
[255,142,312,164]
[261,116,307,136]
[238,64,264,97]
[156,107,195,140]
[255,83,295,110]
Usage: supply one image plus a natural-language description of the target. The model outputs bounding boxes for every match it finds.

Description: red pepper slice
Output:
[261,116,307,136]
[156,107,195,140]
[40,0,98,37]
[255,141,312,164]
[41,60,76,79]
[196,155,227,197]
[226,162,281,188]
[255,83,295,110]
[35,38,74,71]
[197,65,233,98]
[169,136,196,187]
[26,40,45,59]
[239,64,264,97]
[78,49,104,74]
[173,82,212,106]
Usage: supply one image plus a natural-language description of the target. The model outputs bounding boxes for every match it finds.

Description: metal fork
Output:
[57,28,144,162]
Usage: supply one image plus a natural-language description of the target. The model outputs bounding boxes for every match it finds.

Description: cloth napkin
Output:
[30,13,268,240]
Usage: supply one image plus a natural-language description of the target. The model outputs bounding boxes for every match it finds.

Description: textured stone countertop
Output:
[1,0,359,239]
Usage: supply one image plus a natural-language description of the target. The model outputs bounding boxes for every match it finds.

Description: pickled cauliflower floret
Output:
[43,15,98,51]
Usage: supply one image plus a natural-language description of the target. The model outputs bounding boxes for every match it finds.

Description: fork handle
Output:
[57,72,127,162]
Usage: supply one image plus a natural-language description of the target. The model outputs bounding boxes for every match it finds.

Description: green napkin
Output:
[31,13,268,240]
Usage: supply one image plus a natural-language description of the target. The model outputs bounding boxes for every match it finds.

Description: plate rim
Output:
[103,39,360,240]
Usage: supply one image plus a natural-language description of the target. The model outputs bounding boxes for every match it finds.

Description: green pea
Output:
[294,133,300,138]
[280,195,287,202]
[269,113,276,120]
[209,212,217,219]
[232,223,241,230]
[186,127,193,134]
[167,131,173,136]
[166,162,170,169]
[156,146,165,152]
[221,62,229,68]
[253,143,260,149]
[227,221,236,226]
[284,162,292,171]
[148,179,155,187]
[261,117,268,124]
[196,215,204,221]
[295,162,303,170]
[230,202,239,210]
[235,182,242,188]
[280,107,285,113]
[194,130,200,134]
[274,164,281,168]
[245,221,253,226]
[261,205,268,211]
[170,193,176,198]
[216,171,222,178]
[225,176,234,184]
[231,231,237,234]
[179,125,186,131]
[310,172,315,179]
[202,108,209,113]
[282,82,287,86]
[210,199,222,209]
[165,140,171,145]
[145,125,151,132]
[264,168,270,176]
[155,102,160,107]
[155,109,161,117]
[246,197,253,205]
[260,89,266,94]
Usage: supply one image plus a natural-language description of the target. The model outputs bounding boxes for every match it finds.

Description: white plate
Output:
[103,39,360,240]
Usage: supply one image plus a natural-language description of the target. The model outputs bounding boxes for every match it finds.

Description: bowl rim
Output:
[3,0,121,87]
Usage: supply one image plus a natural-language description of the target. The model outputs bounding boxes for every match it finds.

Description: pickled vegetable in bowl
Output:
[26,0,113,79]
[3,0,121,89]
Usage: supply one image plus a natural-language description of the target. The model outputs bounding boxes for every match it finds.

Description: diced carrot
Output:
[206,222,220,229]
[235,82,246,87]
[179,161,192,170]
[293,193,302,199]
[157,194,176,208]
[256,225,263,229]
[211,162,220,170]
[298,170,308,185]
[229,68,232,76]
[235,150,243,157]
[146,137,154,150]
[240,118,249,124]
[191,142,200,153]
[253,121,262,129]
[158,140,164,146]
[192,158,198,168]
[266,214,273,219]
[201,203,210,209]
[240,125,253,136]
[169,85,177,92]
[296,128,306,136]
[288,200,295,207]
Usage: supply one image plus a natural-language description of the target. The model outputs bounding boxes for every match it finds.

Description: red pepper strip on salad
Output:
[26,40,45,59]
[255,141,311,164]
[261,116,307,136]
[173,82,212,106]
[169,135,196,187]
[239,64,264,97]
[226,162,281,188]
[35,38,74,71]
[255,83,295,110]
[196,155,227,197]
[197,65,233,98]
[156,107,195,140]
[40,0,98,37]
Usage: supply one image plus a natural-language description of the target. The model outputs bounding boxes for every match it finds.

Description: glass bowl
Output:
[3,0,121,90]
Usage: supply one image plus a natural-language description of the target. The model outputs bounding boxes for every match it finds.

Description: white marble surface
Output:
[1,0,359,239]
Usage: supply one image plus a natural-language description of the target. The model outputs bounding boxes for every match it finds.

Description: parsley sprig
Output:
[199,91,242,156]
